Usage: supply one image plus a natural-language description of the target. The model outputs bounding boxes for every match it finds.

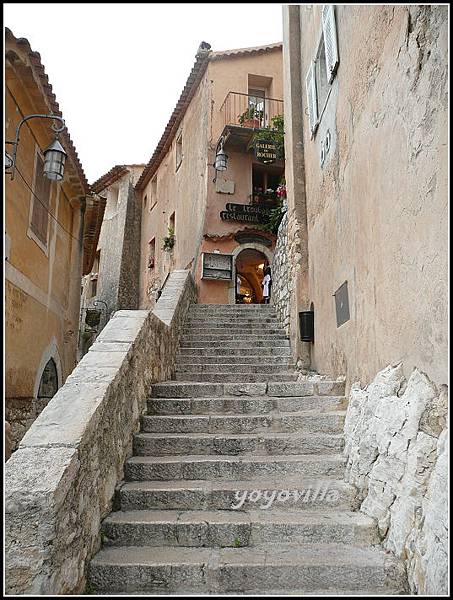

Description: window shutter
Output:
[322,4,339,83]
[305,61,318,135]
[31,153,50,245]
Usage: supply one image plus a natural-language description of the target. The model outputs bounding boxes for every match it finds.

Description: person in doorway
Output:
[236,274,243,304]
[262,266,272,304]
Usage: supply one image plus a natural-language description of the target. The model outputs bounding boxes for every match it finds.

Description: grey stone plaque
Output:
[334,281,350,327]
[202,252,233,280]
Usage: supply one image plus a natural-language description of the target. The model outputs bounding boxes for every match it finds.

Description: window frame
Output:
[27,145,52,255]
[175,131,183,172]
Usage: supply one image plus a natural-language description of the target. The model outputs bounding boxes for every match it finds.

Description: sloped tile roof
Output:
[5,27,90,194]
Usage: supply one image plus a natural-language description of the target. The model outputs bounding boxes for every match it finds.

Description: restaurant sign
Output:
[254,139,277,164]
[220,203,270,224]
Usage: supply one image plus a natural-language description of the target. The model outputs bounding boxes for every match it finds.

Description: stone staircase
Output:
[88,304,407,594]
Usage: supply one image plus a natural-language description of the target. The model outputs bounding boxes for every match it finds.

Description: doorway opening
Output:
[235,248,268,304]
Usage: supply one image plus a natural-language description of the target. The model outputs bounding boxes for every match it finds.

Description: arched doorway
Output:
[235,248,268,304]
[37,358,59,400]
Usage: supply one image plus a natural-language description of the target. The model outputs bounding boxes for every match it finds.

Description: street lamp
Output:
[5,113,67,181]
[212,136,228,182]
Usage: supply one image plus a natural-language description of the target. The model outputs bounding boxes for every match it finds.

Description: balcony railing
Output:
[220,92,284,131]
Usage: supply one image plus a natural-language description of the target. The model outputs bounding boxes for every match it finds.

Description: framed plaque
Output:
[201,252,233,280]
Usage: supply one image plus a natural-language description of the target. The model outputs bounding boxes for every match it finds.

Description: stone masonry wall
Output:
[5,270,197,594]
[272,203,310,371]
[343,363,448,595]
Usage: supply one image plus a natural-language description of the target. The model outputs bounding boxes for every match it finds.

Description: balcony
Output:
[219,92,284,152]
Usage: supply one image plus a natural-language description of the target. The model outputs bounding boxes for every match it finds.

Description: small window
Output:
[144,194,147,209]
[91,277,97,298]
[30,151,51,247]
[169,212,175,232]
[38,359,58,399]
[150,175,158,210]
[148,238,156,269]
[175,133,183,171]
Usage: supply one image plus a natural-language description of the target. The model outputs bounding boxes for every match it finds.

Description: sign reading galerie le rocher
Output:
[254,139,277,164]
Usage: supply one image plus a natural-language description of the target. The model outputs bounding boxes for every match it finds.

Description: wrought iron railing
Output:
[219,92,283,130]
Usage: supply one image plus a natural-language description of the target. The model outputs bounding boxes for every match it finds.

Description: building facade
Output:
[78,164,144,357]
[5,29,105,450]
[136,42,284,308]
[278,5,448,390]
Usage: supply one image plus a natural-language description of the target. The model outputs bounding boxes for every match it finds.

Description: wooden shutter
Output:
[322,4,339,83]
[305,61,318,135]
[31,153,50,245]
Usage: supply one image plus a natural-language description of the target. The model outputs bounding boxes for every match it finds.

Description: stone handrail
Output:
[5,270,197,594]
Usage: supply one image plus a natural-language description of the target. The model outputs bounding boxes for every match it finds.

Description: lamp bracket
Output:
[5,113,66,179]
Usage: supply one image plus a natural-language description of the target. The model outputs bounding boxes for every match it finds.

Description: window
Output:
[305,4,339,136]
[248,88,266,127]
[90,250,100,298]
[169,212,175,233]
[30,151,51,247]
[144,194,147,209]
[150,175,158,210]
[38,358,59,399]
[175,132,183,171]
[148,238,156,269]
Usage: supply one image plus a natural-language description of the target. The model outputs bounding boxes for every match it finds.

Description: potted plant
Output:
[238,106,261,128]
[162,226,175,252]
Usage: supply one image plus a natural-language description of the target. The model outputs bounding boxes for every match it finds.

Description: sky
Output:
[5,3,284,184]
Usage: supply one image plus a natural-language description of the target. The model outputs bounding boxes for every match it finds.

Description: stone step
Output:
[133,432,344,456]
[88,542,407,593]
[189,303,276,309]
[180,334,289,343]
[177,354,293,364]
[125,454,346,482]
[147,395,348,415]
[101,509,379,548]
[140,411,346,434]
[150,381,324,398]
[119,476,359,512]
[182,327,286,335]
[176,363,295,374]
[173,373,299,383]
[185,316,279,324]
[178,346,292,356]
[188,308,277,316]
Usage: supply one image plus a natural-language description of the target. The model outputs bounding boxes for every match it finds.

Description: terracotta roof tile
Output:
[5,27,90,194]
[211,42,282,59]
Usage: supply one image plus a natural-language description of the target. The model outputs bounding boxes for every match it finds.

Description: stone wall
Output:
[117,182,142,310]
[343,363,448,595]
[5,270,197,594]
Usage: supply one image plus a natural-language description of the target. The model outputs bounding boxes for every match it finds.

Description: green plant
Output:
[162,226,175,251]
[251,114,285,160]
[233,537,242,548]
[258,196,286,235]
[238,106,262,126]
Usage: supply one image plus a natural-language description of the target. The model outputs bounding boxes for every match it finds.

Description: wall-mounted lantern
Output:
[5,113,67,181]
[212,136,228,182]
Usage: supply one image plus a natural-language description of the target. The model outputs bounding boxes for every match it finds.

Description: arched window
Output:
[37,358,59,399]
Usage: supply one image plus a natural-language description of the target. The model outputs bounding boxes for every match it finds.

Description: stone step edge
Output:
[150,382,346,397]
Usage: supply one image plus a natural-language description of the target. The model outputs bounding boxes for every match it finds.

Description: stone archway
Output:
[228,243,274,304]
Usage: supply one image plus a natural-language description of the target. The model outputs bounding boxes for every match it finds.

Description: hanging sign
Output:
[220,203,271,224]
[254,139,277,164]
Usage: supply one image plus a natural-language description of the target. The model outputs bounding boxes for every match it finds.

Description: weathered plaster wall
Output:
[139,77,210,309]
[5,270,197,595]
[343,363,448,594]
[5,76,84,449]
[283,5,448,389]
